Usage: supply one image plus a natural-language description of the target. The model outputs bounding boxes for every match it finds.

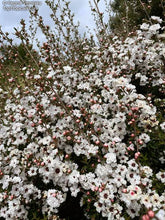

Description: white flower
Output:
[151,193,161,207]
[12,176,22,184]
[126,171,141,185]
[70,185,80,197]
[91,104,103,114]
[0,175,11,189]
[141,166,153,178]
[28,167,38,176]
[34,75,41,79]
[13,132,28,146]
[141,194,152,209]
[72,109,81,117]
[139,133,150,143]
[156,171,165,183]
[27,109,36,117]
[13,88,20,96]
[104,152,116,164]
[140,75,148,86]
[95,164,112,178]
[123,185,142,203]
[149,24,161,33]
[47,189,66,209]
[77,82,91,91]
[12,122,23,134]
[151,16,162,23]
[39,136,52,145]
[10,157,19,168]
[127,159,138,171]
[126,201,141,218]
[140,23,149,30]
[68,170,80,184]
[158,33,165,39]
[99,189,114,204]
[94,201,104,213]
[155,209,165,220]
[63,66,72,73]
[160,122,165,131]
[22,67,27,71]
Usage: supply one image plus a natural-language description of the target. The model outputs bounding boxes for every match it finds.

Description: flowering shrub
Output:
[0,0,165,219]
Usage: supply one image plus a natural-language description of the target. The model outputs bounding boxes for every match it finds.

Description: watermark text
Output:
[2,0,42,11]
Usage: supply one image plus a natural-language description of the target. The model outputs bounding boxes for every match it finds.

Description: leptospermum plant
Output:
[0,0,165,219]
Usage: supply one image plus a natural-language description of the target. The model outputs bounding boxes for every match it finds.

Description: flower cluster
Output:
[0,1,164,219]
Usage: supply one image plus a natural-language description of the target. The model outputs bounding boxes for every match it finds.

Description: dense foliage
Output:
[0,0,165,219]
[110,0,165,34]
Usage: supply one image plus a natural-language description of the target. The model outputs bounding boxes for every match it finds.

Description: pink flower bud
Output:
[135,152,140,159]
[38,120,42,124]
[10,195,14,200]
[122,189,127,193]
[60,112,64,116]
[4,195,8,199]
[41,162,45,166]
[67,136,71,141]
[142,215,150,220]
[31,123,35,127]
[94,186,98,191]
[99,188,102,192]
[103,144,108,148]
[148,210,154,218]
